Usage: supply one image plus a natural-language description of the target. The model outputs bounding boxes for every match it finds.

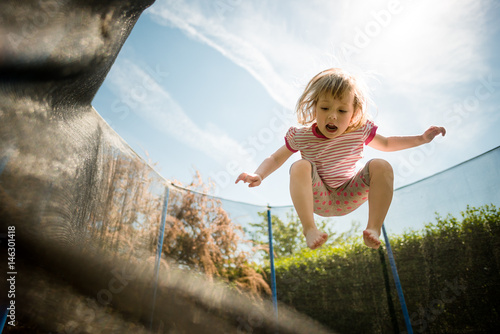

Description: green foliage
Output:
[248,209,362,259]
[266,204,500,334]
[248,210,303,259]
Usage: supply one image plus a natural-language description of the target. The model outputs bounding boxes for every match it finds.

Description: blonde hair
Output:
[295,68,369,133]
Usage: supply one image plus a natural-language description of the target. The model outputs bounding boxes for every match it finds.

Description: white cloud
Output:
[106,58,256,169]
[358,0,489,88]
[144,0,497,192]
[148,0,315,110]
[149,0,491,108]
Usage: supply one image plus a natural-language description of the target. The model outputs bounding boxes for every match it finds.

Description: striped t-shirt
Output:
[285,120,378,188]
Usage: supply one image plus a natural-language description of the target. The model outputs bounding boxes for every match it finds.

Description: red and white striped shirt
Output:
[285,121,377,188]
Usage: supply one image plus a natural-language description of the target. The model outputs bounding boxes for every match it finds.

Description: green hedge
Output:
[268,205,500,334]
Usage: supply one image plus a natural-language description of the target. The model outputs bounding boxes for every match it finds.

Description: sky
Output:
[92,0,500,210]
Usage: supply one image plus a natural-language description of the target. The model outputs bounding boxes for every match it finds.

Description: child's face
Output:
[314,92,355,139]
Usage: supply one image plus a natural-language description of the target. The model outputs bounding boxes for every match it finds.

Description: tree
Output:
[249,209,361,259]
[162,172,271,297]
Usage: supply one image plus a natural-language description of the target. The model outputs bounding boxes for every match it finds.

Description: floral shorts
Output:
[306,160,371,217]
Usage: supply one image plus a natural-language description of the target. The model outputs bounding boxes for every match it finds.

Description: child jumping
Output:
[235,68,446,250]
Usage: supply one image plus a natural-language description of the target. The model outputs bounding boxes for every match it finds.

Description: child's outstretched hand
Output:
[422,126,446,143]
[235,173,263,188]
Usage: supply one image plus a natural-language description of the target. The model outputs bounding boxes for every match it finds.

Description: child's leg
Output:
[364,159,394,249]
[289,159,328,249]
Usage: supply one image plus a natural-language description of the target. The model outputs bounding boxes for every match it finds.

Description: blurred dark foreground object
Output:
[1,195,334,333]
[0,1,335,333]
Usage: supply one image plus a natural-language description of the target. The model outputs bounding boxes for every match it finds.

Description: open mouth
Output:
[325,124,338,133]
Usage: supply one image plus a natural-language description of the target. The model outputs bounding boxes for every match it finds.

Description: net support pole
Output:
[0,307,7,334]
[150,186,170,329]
[267,205,278,317]
[382,224,413,334]
[378,246,400,333]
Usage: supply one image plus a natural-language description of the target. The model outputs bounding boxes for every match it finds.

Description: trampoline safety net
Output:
[1,1,499,333]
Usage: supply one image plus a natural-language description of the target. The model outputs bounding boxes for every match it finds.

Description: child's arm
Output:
[235,145,294,187]
[368,126,446,152]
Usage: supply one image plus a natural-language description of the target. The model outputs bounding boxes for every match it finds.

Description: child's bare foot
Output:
[304,229,328,250]
[363,229,381,249]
